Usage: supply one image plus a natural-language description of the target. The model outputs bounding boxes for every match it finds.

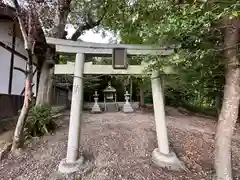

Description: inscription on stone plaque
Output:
[73,85,81,95]
[112,48,127,69]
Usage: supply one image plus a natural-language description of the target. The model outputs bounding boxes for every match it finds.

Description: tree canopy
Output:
[97,0,239,112]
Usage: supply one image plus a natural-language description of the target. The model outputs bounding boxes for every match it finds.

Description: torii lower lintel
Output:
[54,62,175,75]
[54,62,147,75]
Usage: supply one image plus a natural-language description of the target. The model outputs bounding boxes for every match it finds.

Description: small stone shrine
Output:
[103,82,118,112]
[91,91,101,113]
[123,90,134,113]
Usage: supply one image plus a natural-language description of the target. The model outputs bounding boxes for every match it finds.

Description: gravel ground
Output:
[1,108,240,180]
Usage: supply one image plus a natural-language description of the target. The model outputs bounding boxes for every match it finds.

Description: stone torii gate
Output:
[46,38,184,173]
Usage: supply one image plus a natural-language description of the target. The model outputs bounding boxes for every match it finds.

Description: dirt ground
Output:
[1,107,240,180]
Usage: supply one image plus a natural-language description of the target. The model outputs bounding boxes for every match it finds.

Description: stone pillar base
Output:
[123,103,134,113]
[58,156,84,173]
[91,104,102,113]
[152,148,185,171]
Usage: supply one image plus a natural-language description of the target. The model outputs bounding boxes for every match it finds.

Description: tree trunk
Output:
[36,61,50,105]
[36,46,55,106]
[130,78,133,102]
[39,0,71,105]
[214,17,240,180]
[139,87,145,107]
[12,51,33,151]
[46,67,54,105]
[40,0,105,106]
[37,0,106,106]
[52,0,71,39]
[11,0,34,151]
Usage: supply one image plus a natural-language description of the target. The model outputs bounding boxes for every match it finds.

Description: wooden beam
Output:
[46,37,174,56]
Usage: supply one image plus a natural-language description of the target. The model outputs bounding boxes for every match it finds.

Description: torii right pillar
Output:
[151,71,185,170]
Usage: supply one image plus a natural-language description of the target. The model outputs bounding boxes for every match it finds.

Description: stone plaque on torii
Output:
[46,37,183,174]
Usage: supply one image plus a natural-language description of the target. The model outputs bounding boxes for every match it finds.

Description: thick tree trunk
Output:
[36,61,50,105]
[40,0,105,106]
[214,17,240,180]
[36,47,55,105]
[38,0,106,106]
[52,0,71,39]
[38,0,71,105]
[46,67,54,105]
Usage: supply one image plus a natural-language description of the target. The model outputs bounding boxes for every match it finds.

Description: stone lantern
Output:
[123,90,133,113]
[91,91,101,113]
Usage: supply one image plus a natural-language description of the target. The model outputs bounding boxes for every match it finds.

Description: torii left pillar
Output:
[58,53,85,173]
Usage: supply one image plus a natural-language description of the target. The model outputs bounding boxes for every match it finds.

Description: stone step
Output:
[105,103,119,112]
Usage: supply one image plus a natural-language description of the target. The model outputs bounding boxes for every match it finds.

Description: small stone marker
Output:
[123,91,134,113]
[91,91,101,113]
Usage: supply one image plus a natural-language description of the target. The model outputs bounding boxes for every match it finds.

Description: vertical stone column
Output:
[151,71,184,171]
[58,53,85,173]
[151,71,169,154]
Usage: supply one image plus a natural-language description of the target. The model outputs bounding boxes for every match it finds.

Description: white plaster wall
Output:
[0,47,11,94]
[11,56,37,96]
[11,25,38,96]
[0,21,13,94]
[0,21,13,46]
[11,55,26,95]
[12,26,28,96]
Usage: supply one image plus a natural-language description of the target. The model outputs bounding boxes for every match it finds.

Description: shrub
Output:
[25,104,57,137]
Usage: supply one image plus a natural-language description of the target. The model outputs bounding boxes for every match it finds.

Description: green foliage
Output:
[59,55,68,64]
[84,75,102,92]
[25,105,57,137]
[144,95,153,104]
[99,0,240,113]
[39,0,239,113]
